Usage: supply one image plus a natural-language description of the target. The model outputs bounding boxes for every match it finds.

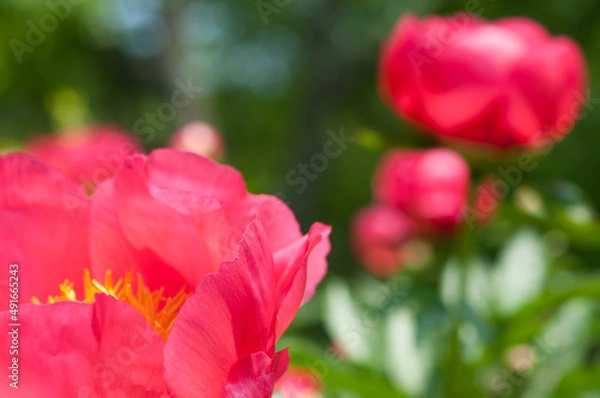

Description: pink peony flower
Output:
[380,13,588,150]
[0,150,331,397]
[351,204,417,277]
[25,124,142,190]
[372,148,470,234]
[169,122,226,160]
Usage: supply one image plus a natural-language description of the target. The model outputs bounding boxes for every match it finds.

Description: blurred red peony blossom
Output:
[471,175,502,227]
[351,204,417,277]
[274,366,323,398]
[380,13,588,150]
[169,121,226,160]
[25,124,142,190]
[373,148,470,235]
[0,150,331,397]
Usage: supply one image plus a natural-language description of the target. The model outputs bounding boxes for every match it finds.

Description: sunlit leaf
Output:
[323,279,374,364]
[523,299,595,398]
[493,228,548,316]
[384,307,435,396]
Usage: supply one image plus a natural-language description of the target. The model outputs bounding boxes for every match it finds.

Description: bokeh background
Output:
[2,0,600,396]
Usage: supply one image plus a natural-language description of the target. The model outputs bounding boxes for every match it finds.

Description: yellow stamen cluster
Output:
[33,269,191,339]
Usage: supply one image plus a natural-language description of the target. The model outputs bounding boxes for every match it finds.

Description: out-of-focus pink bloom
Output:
[471,175,501,227]
[170,122,225,160]
[380,13,588,150]
[373,148,470,234]
[352,204,417,277]
[0,151,331,397]
[274,367,324,398]
[25,125,142,189]
[328,341,347,361]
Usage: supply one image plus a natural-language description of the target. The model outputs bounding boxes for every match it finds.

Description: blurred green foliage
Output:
[1,0,600,396]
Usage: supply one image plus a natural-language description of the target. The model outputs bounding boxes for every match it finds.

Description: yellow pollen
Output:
[33,269,192,339]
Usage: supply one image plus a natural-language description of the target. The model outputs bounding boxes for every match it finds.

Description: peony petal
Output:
[222,351,288,398]
[494,17,550,46]
[504,37,587,146]
[225,194,331,308]
[226,194,303,253]
[0,295,167,397]
[274,222,331,338]
[113,156,213,290]
[300,223,332,304]
[25,125,142,189]
[164,222,280,398]
[146,148,247,203]
[0,154,89,310]
[379,13,424,121]
[418,22,526,132]
[90,178,193,297]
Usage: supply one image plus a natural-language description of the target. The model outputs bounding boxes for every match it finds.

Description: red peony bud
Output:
[373,148,470,234]
[379,14,588,151]
[351,204,417,277]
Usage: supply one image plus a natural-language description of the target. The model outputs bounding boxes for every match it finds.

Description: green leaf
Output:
[500,275,600,345]
[522,299,596,398]
[384,307,436,396]
[440,257,462,310]
[284,338,405,398]
[322,279,374,365]
[492,228,547,316]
